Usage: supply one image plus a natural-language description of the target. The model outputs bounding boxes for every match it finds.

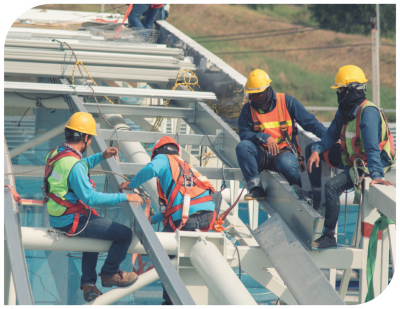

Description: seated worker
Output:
[128,4,164,30]
[236,69,327,200]
[45,112,143,302]
[294,65,395,250]
[118,136,218,305]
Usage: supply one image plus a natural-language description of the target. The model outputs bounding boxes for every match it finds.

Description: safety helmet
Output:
[244,69,272,94]
[65,112,98,136]
[151,136,180,159]
[331,65,368,89]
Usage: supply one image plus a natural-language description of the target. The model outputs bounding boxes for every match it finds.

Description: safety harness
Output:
[250,93,305,172]
[158,155,215,232]
[44,148,98,237]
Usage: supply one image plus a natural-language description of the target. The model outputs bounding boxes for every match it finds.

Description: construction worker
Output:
[236,69,327,200]
[293,65,395,250]
[128,4,164,30]
[45,112,143,302]
[118,136,218,305]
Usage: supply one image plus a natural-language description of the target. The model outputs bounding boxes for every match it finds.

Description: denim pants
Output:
[161,210,214,303]
[305,142,355,233]
[236,140,302,189]
[128,4,161,30]
[57,214,133,288]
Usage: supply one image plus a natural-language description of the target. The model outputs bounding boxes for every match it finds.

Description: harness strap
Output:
[322,146,339,169]
[162,195,213,218]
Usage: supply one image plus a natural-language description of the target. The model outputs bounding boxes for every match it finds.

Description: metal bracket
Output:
[214,129,224,152]
[187,102,196,123]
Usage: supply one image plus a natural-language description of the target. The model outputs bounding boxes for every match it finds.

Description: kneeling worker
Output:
[119,136,217,305]
[296,65,395,250]
[45,112,143,302]
[236,69,327,200]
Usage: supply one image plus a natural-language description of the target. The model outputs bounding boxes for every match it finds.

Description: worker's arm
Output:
[311,111,342,154]
[81,147,119,170]
[238,103,271,145]
[286,94,327,139]
[128,155,168,189]
[68,161,127,206]
[360,107,386,180]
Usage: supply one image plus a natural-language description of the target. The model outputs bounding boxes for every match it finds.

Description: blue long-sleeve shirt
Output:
[49,146,127,228]
[238,90,327,146]
[311,106,389,180]
[128,154,215,224]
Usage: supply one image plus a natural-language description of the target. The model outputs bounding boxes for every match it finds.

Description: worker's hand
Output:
[370,178,395,187]
[119,181,132,192]
[102,147,119,160]
[126,193,143,204]
[307,151,320,173]
[266,136,280,156]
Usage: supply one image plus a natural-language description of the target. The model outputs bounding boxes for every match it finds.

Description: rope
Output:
[50,38,122,162]
[365,213,394,303]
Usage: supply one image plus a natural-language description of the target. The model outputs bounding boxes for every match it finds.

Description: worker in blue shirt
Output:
[46,112,143,302]
[119,136,218,305]
[237,69,327,200]
[293,65,395,250]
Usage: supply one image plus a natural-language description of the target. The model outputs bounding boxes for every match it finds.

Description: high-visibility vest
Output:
[250,93,293,149]
[156,154,216,232]
[340,100,396,172]
[150,4,164,9]
[44,147,98,236]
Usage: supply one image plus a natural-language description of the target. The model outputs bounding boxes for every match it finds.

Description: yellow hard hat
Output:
[331,65,368,89]
[65,112,98,136]
[244,69,272,94]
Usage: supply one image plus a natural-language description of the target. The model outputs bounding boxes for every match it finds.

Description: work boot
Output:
[244,186,265,200]
[82,284,103,302]
[100,270,139,288]
[311,234,337,250]
[291,185,321,211]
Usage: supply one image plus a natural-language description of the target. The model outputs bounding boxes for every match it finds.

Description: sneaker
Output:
[244,186,265,200]
[291,185,321,211]
[100,270,139,288]
[82,284,102,302]
[162,301,173,305]
[311,235,337,250]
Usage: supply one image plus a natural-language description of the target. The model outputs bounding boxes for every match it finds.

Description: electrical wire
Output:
[17,108,30,127]
[13,92,61,100]
[233,242,242,280]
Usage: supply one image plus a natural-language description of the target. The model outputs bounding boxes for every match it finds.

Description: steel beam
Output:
[4,140,35,305]
[66,87,195,305]
[5,81,216,101]
[100,129,216,145]
[118,162,243,180]
[84,103,195,120]
[364,184,396,224]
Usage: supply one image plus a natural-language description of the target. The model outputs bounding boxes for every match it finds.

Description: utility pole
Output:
[101,4,105,13]
[371,17,380,109]
[376,4,380,48]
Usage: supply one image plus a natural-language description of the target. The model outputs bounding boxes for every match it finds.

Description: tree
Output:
[309,4,396,39]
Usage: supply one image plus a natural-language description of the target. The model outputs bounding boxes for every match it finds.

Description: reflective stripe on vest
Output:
[340,100,396,170]
[250,93,293,149]
[45,148,89,217]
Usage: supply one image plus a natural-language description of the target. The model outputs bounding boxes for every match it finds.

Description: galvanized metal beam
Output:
[84,103,195,120]
[119,162,243,180]
[364,184,396,224]
[248,214,346,305]
[66,87,195,305]
[5,81,216,101]
[100,129,216,146]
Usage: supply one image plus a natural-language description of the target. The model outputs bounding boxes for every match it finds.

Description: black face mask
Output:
[337,87,366,124]
[251,87,274,112]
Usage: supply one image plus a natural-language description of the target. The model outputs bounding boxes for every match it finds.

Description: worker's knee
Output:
[236,140,256,158]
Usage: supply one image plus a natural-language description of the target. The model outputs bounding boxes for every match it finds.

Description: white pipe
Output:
[221,188,246,204]
[102,114,160,210]
[84,259,177,305]
[10,122,66,158]
[21,227,178,255]
[190,239,257,305]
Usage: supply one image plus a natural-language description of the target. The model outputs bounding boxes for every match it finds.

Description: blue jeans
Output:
[128,4,161,30]
[161,210,215,303]
[235,140,302,189]
[57,214,133,288]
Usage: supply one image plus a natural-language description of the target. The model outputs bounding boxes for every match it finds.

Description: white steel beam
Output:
[363,184,396,223]
[5,61,178,83]
[10,122,65,158]
[190,239,257,305]
[4,92,69,109]
[4,81,216,101]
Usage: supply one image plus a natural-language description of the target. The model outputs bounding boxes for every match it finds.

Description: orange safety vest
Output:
[250,93,304,171]
[157,154,216,232]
